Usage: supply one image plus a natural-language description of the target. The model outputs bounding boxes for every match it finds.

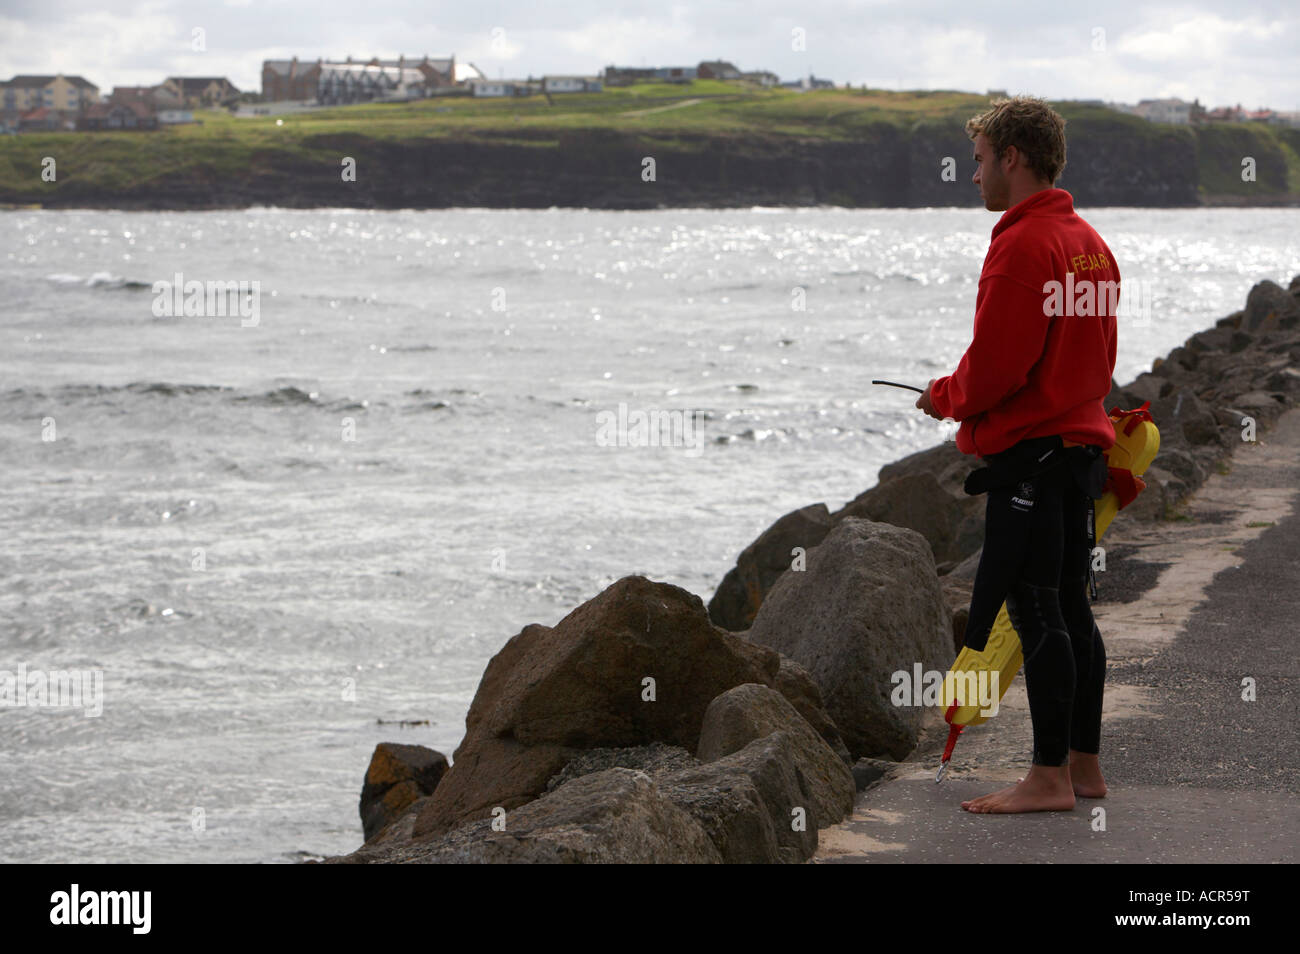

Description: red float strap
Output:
[1108,400,1154,437]
[1104,468,1147,511]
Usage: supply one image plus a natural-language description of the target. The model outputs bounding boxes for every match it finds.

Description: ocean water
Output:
[2,205,1296,863]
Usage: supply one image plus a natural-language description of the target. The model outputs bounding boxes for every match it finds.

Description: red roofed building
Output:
[77,100,159,131]
[18,106,65,131]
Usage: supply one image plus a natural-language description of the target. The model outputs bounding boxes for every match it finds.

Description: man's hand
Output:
[916,378,946,420]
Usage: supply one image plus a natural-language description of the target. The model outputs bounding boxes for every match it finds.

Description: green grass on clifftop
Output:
[1,82,1296,202]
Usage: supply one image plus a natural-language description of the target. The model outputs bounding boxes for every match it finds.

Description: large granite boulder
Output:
[945,547,983,582]
[745,518,953,760]
[411,575,844,839]
[338,768,724,863]
[937,572,975,652]
[1146,387,1225,448]
[1242,279,1300,333]
[830,470,985,567]
[544,730,840,864]
[545,740,807,863]
[1122,372,1171,405]
[695,683,855,828]
[873,439,972,496]
[707,503,834,631]
[1123,466,1174,521]
[658,732,821,862]
[1185,325,1235,353]
[709,443,984,629]
[772,655,852,765]
[359,743,449,842]
[543,742,697,792]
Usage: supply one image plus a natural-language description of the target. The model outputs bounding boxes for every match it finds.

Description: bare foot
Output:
[962,765,1076,813]
[961,781,1019,811]
[1068,750,1108,798]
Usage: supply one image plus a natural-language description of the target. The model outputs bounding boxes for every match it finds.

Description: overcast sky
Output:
[1,0,1295,109]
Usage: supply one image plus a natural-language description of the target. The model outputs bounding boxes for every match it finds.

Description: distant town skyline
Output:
[1,0,1296,111]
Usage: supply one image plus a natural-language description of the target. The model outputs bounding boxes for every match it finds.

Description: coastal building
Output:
[1193,104,1298,127]
[17,106,68,131]
[155,76,240,108]
[1,74,100,112]
[100,85,196,126]
[540,75,602,93]
[1,74,99,129]
[109,86,157,108]
[452,61,487,85]
[697,60,741,80]
[602,66,657,86]
[368,55,458,89]
[262,55,472,103]
[317,62,429,104]
[262,58,323,102]
[699,60,785,88]
[780,74,835,91]
[1131,98,1192,124]
[76,101,158,131]
[655,66,697,83]
[1205,104,1248,122]
[467,78,539,98]
[603,65,698,85]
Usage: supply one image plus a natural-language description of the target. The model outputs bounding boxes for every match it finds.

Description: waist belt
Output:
[963,434,1108,499]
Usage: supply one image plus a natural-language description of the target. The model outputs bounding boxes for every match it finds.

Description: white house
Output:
[780,74,834,91]
[541,75,602,93]
[468,79,510,97]
[467,78,539,97]
[1132,98,1192,124]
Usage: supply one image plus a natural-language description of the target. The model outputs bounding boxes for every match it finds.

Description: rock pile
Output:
[712,276,1300,649]
[331,276,1300,864]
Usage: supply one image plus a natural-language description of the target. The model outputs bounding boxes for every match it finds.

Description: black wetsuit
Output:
[962,435,1110,767]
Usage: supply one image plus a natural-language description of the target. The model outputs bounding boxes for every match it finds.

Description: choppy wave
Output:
[0,380,472,415]
[45,272,152,291]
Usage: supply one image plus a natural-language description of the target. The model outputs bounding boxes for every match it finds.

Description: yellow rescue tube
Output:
[941,404,1161,731]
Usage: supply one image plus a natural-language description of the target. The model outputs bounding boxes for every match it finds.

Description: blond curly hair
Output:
[965,96,1067,185]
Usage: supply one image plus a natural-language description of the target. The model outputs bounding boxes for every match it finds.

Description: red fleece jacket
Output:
[929,188,1119,457]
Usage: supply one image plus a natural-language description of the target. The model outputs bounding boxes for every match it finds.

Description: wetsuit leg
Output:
[1059,483,1107,755]
[999,461,1076,767]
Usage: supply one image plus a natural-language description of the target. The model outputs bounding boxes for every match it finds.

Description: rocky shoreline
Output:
[325,275,1300,864]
